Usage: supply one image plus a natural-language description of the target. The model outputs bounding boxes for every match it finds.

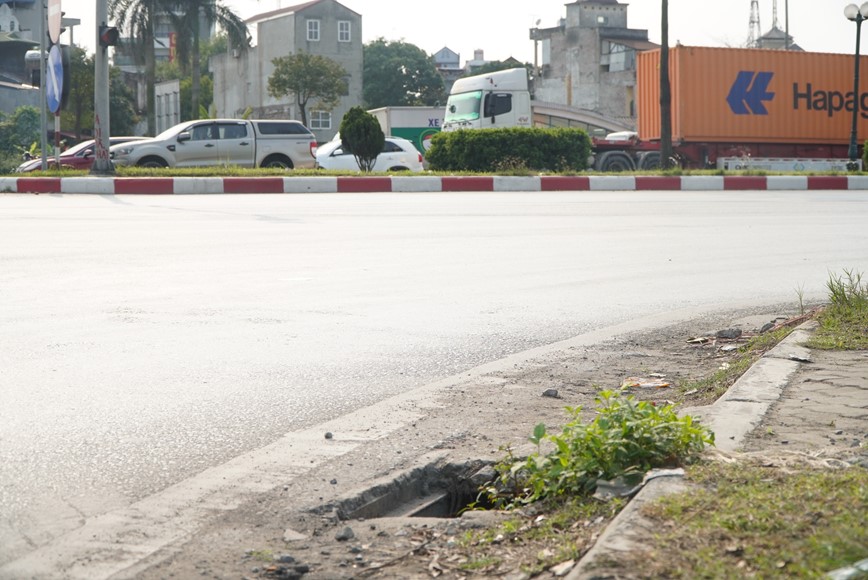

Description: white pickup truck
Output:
[111,119,317,169]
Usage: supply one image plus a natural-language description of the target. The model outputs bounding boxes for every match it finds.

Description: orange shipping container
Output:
[638,46,868,145]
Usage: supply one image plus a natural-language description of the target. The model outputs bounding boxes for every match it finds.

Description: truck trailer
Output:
[368,106,444,155]
[442,47,868,171]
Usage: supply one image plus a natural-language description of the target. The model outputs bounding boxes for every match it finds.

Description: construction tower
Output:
[747,0,762,47]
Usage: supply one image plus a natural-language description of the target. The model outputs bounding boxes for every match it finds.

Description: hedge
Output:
[425,127,591,172]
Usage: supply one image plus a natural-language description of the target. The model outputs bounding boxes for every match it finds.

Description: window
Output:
[483,93,513,117]
[444,90,482,122]
[338,20,351,43]
[190,123,216,140]
[309,111,331,130]
[218,122,247,139]
[307,19,320,41]
[255,121,312,136]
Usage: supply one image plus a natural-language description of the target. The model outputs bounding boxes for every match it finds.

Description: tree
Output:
[268,52,347,127]
[339,106,384,173]
[167,1,250,120]
[110,68,140,135]
[58,47,136,139]
[468,60,531,77]
[109,0,165,135]
[363,39,445,108]
[156,60,214,121]
[660,0,673,169]
[0,106,40,158]
[62,47,95,140]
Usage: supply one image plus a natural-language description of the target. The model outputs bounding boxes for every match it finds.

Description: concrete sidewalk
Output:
[568,320,868,579]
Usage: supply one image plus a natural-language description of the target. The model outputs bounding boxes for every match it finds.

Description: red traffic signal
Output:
[99,25,119,48]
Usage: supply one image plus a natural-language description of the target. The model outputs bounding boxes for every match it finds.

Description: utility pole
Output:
[785,0,790,50]
[39,0,48,170]
[660,0,673,169]
[91,0,113,174]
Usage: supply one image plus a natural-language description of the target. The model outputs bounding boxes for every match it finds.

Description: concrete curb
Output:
[689,321,816,453]
[2,175,868,194]
[567,322,816,579]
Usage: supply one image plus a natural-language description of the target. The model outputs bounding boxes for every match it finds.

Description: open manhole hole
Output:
[320,459,495,520]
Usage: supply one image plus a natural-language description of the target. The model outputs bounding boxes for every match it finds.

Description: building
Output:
[433,46,463,92]
[531,0,656,129]
[0,0,39,112]
[756,25,802,51]
[112,1,217,133]
[114,2,218,72]
[464,49,489,73]
[433,47,460,73]
[210,0,363,144]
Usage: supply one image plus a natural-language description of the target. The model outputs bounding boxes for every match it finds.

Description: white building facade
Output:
[211,0,363,143]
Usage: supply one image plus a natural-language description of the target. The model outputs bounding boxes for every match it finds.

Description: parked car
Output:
[315,136,424,172]
[110,119,317,169]
[15,137,145,172]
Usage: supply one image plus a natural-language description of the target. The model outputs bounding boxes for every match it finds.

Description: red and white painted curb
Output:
[3,175,868,194]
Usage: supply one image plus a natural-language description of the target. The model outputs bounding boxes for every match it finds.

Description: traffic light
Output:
[99,25,119,48]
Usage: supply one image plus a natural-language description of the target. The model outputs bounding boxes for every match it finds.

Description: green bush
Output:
[426,127,591,172]
[339,106,385,173]
[484,391,714,507]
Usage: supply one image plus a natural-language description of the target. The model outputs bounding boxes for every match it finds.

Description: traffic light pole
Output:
[91,0,113,174]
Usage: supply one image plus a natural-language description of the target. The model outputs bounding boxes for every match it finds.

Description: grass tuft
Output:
[810,269,868,349]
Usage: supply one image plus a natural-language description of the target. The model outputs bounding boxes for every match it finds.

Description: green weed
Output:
[482,391,713,507]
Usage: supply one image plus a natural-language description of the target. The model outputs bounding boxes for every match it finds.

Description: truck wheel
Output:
[138,157,168,169]
[597,151,636,172]
[638,152,661,170]
[261,155,294,170]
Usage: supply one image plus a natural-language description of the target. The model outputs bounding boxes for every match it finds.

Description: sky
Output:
[62,0,858,61]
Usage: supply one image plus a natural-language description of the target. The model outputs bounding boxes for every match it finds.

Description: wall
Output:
[0,82,39,114]
[155,79,180,134]
[533,1,646,127]
[212,0,363,144]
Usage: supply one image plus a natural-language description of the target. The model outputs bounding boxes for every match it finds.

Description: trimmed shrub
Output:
[426,127,591,172]
[339,107,385,173]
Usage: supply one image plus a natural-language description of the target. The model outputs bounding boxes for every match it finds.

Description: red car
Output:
[16,137,145,172]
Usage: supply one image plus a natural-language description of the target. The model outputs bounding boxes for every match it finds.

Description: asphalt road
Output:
[2,190,867,568]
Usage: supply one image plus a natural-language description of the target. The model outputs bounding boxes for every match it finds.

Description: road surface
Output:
[1,190,867,571]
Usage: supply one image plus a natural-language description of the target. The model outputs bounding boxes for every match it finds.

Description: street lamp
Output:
[845,2,868,170]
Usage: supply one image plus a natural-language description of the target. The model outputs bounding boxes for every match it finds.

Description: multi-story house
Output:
[531,0,657,129]
[1,0,44,111]
[210,0,363,144]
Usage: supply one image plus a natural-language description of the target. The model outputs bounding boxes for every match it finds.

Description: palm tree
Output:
[168,0,251,119]
[109,0,166,135]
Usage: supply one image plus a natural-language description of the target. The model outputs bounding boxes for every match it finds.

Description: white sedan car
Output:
[315,136,424,172]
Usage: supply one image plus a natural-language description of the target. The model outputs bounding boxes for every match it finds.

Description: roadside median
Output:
[4,174,868,194]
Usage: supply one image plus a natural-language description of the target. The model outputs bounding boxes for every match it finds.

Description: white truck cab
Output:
[442,68,532,131]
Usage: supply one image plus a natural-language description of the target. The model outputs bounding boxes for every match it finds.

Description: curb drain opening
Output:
[325,460,495,521]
